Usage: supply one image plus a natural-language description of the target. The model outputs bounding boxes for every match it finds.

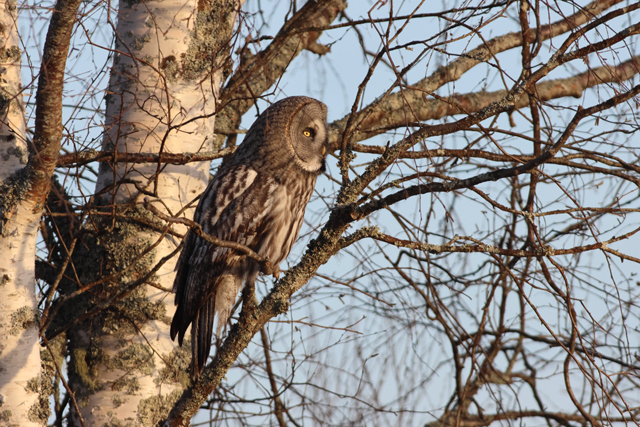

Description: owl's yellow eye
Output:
[303,130,312,137]
[303,128,315,138]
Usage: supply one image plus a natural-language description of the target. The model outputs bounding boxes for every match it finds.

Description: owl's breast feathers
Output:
[170,162,319,373]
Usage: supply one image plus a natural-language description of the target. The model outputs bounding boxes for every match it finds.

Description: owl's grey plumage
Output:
[170,96,328,375]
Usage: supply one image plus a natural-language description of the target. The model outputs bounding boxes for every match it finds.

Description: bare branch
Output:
[28,0,84,205]
[215,0,347,135]
[327,0,628,147]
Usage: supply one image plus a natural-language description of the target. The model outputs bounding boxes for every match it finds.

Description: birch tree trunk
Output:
[0,2,42,425]
[61,1,239,425]
[0,0,83,424]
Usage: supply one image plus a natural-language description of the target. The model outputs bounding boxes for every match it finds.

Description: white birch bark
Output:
[67,1,239,425]
[0,1,45,425]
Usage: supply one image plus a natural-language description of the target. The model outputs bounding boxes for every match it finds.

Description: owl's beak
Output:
[322,146,326,155]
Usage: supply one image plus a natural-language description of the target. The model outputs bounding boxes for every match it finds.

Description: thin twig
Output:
[42,336,87,427]
[143,198,280,278]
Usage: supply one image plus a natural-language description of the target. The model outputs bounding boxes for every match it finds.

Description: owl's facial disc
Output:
[290,103,328,172]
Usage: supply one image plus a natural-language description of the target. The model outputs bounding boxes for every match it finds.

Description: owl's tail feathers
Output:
[168,294,215,376]
[191,297,216,375]
[169,299,189,346]
[169,275,243,376]
[188,273,239,375]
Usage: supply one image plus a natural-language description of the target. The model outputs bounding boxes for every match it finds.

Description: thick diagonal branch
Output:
[338,55,640,145]
[214,0,347,135]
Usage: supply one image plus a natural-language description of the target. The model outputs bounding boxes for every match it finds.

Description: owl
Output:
[170,96,328,375]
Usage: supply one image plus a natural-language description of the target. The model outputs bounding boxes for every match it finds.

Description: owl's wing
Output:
[170,164,278,373]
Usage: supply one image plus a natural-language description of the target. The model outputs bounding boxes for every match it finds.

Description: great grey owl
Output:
[170,96,328,375]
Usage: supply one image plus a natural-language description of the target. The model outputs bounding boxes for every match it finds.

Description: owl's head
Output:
[237,96,328,174]
[285,97,328,173]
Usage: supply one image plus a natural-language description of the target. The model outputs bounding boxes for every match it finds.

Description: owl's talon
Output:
[261,259,280,280]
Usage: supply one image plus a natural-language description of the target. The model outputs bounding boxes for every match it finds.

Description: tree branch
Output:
[327,0,627,147]
[56,149,232,167]
[332,55,640,146]
[57,56,640,169]
[28,0,84,206]
[214,0,347,135]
